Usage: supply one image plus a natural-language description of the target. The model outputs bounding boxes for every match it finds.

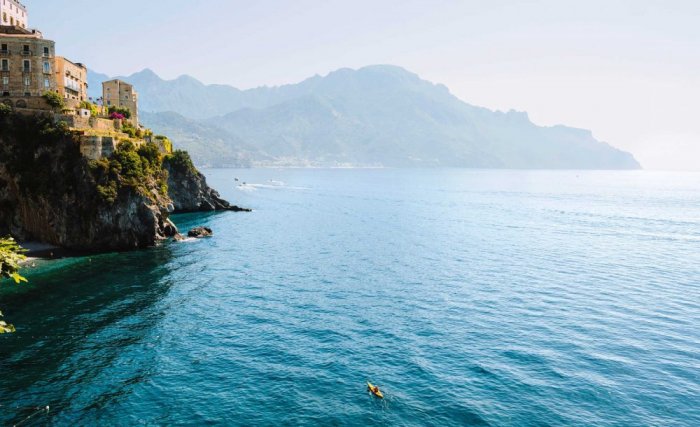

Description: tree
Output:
[0,237,27,334]
[42,91,65,111]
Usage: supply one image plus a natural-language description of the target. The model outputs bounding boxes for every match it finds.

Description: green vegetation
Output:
[90,140,170,203]
[108,105,132,119]
[42,91,65,111]
[0,237,27,284]
[154,135,173,154]
[164,149,197,174]
[0,237,27,334]
[121,121,144,139]
[1,114,76,197]
[0,103,12,116]
[79,100,99,117]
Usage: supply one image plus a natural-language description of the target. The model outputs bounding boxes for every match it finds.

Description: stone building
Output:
[0,25,56,103]
[0,0,28,29]
[55,56,87,102]
[103,79,139,125]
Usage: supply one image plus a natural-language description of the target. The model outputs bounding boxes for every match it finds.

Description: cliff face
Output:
[163,151,249,212]
[0,111,238,252]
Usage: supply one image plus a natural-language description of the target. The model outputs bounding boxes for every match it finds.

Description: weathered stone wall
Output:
[55,114,119,132]
[79,135,117,160]
[1,95,51,110]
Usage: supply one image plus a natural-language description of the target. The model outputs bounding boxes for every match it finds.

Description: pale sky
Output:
[29,0,700,170]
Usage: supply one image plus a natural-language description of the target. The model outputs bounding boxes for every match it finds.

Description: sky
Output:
[28,0,700,170]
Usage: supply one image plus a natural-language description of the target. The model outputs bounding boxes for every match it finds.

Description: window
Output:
[44,77,50,89]
[43,47,49,57]
[23,60,30,72]
[1,59,8,71]
[43,61,50,73]
[0,43,7,52]
[2,77,8,86]
[24,76,30,86]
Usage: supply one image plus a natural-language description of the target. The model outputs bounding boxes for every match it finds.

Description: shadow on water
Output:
[0,244,177,424]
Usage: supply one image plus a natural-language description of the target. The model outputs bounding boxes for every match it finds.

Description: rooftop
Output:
[0,25,42,38]
[2,0,27,11]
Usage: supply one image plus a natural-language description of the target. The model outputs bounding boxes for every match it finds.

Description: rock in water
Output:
[188,227,213,238]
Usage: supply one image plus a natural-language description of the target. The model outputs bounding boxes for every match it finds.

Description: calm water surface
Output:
[1,169,699,426]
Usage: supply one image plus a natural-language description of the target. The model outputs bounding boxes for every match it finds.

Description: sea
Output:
[1,169,699,426]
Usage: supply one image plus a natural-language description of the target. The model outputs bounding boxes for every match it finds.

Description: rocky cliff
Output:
[0,110,239,251]
[163,150,249,212]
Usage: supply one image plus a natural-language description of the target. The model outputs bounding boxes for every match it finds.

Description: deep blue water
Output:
[1,169,699,426]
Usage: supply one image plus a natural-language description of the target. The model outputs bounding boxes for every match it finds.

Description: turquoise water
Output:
[1,169,699,426]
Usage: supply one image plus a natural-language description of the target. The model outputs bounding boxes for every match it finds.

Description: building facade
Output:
[55,56,87,102]
[103,79,139,125]
[0,26,56,103]
[0,0,28,28]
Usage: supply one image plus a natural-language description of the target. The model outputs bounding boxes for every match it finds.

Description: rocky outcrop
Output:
[0,111,247,252]
[163,150,251,212]
[0,112,179,251]
[0,108,212,251]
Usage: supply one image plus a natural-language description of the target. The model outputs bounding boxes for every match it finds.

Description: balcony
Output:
[0,50,9,56]
[21,50,32,56]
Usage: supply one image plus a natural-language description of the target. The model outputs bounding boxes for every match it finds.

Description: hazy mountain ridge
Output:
[88,66,640,169]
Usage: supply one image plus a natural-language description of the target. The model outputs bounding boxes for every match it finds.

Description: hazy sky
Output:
[29,0,700,170]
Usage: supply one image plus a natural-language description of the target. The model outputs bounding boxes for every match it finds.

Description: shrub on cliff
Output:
[42,91,65,111]
[0,113,77,197]
[0,103,12,116]
[164,150,197,175]
[89,140,170,204]
[79,100,99,117]
[108,106,132,119]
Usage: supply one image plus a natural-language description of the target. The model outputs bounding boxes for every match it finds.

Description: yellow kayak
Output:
[367,382,384,399]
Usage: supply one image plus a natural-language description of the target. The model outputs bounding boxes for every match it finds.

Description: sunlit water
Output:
[1,169,699,426]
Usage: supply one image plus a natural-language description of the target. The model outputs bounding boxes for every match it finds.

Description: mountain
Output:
[140,111,255,167]
[88,66,641,169]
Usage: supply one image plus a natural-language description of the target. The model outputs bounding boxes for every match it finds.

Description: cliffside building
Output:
[0,0,27,29]
[103,79,139,125]
[0,26,56,104]
[55,56,87,102]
